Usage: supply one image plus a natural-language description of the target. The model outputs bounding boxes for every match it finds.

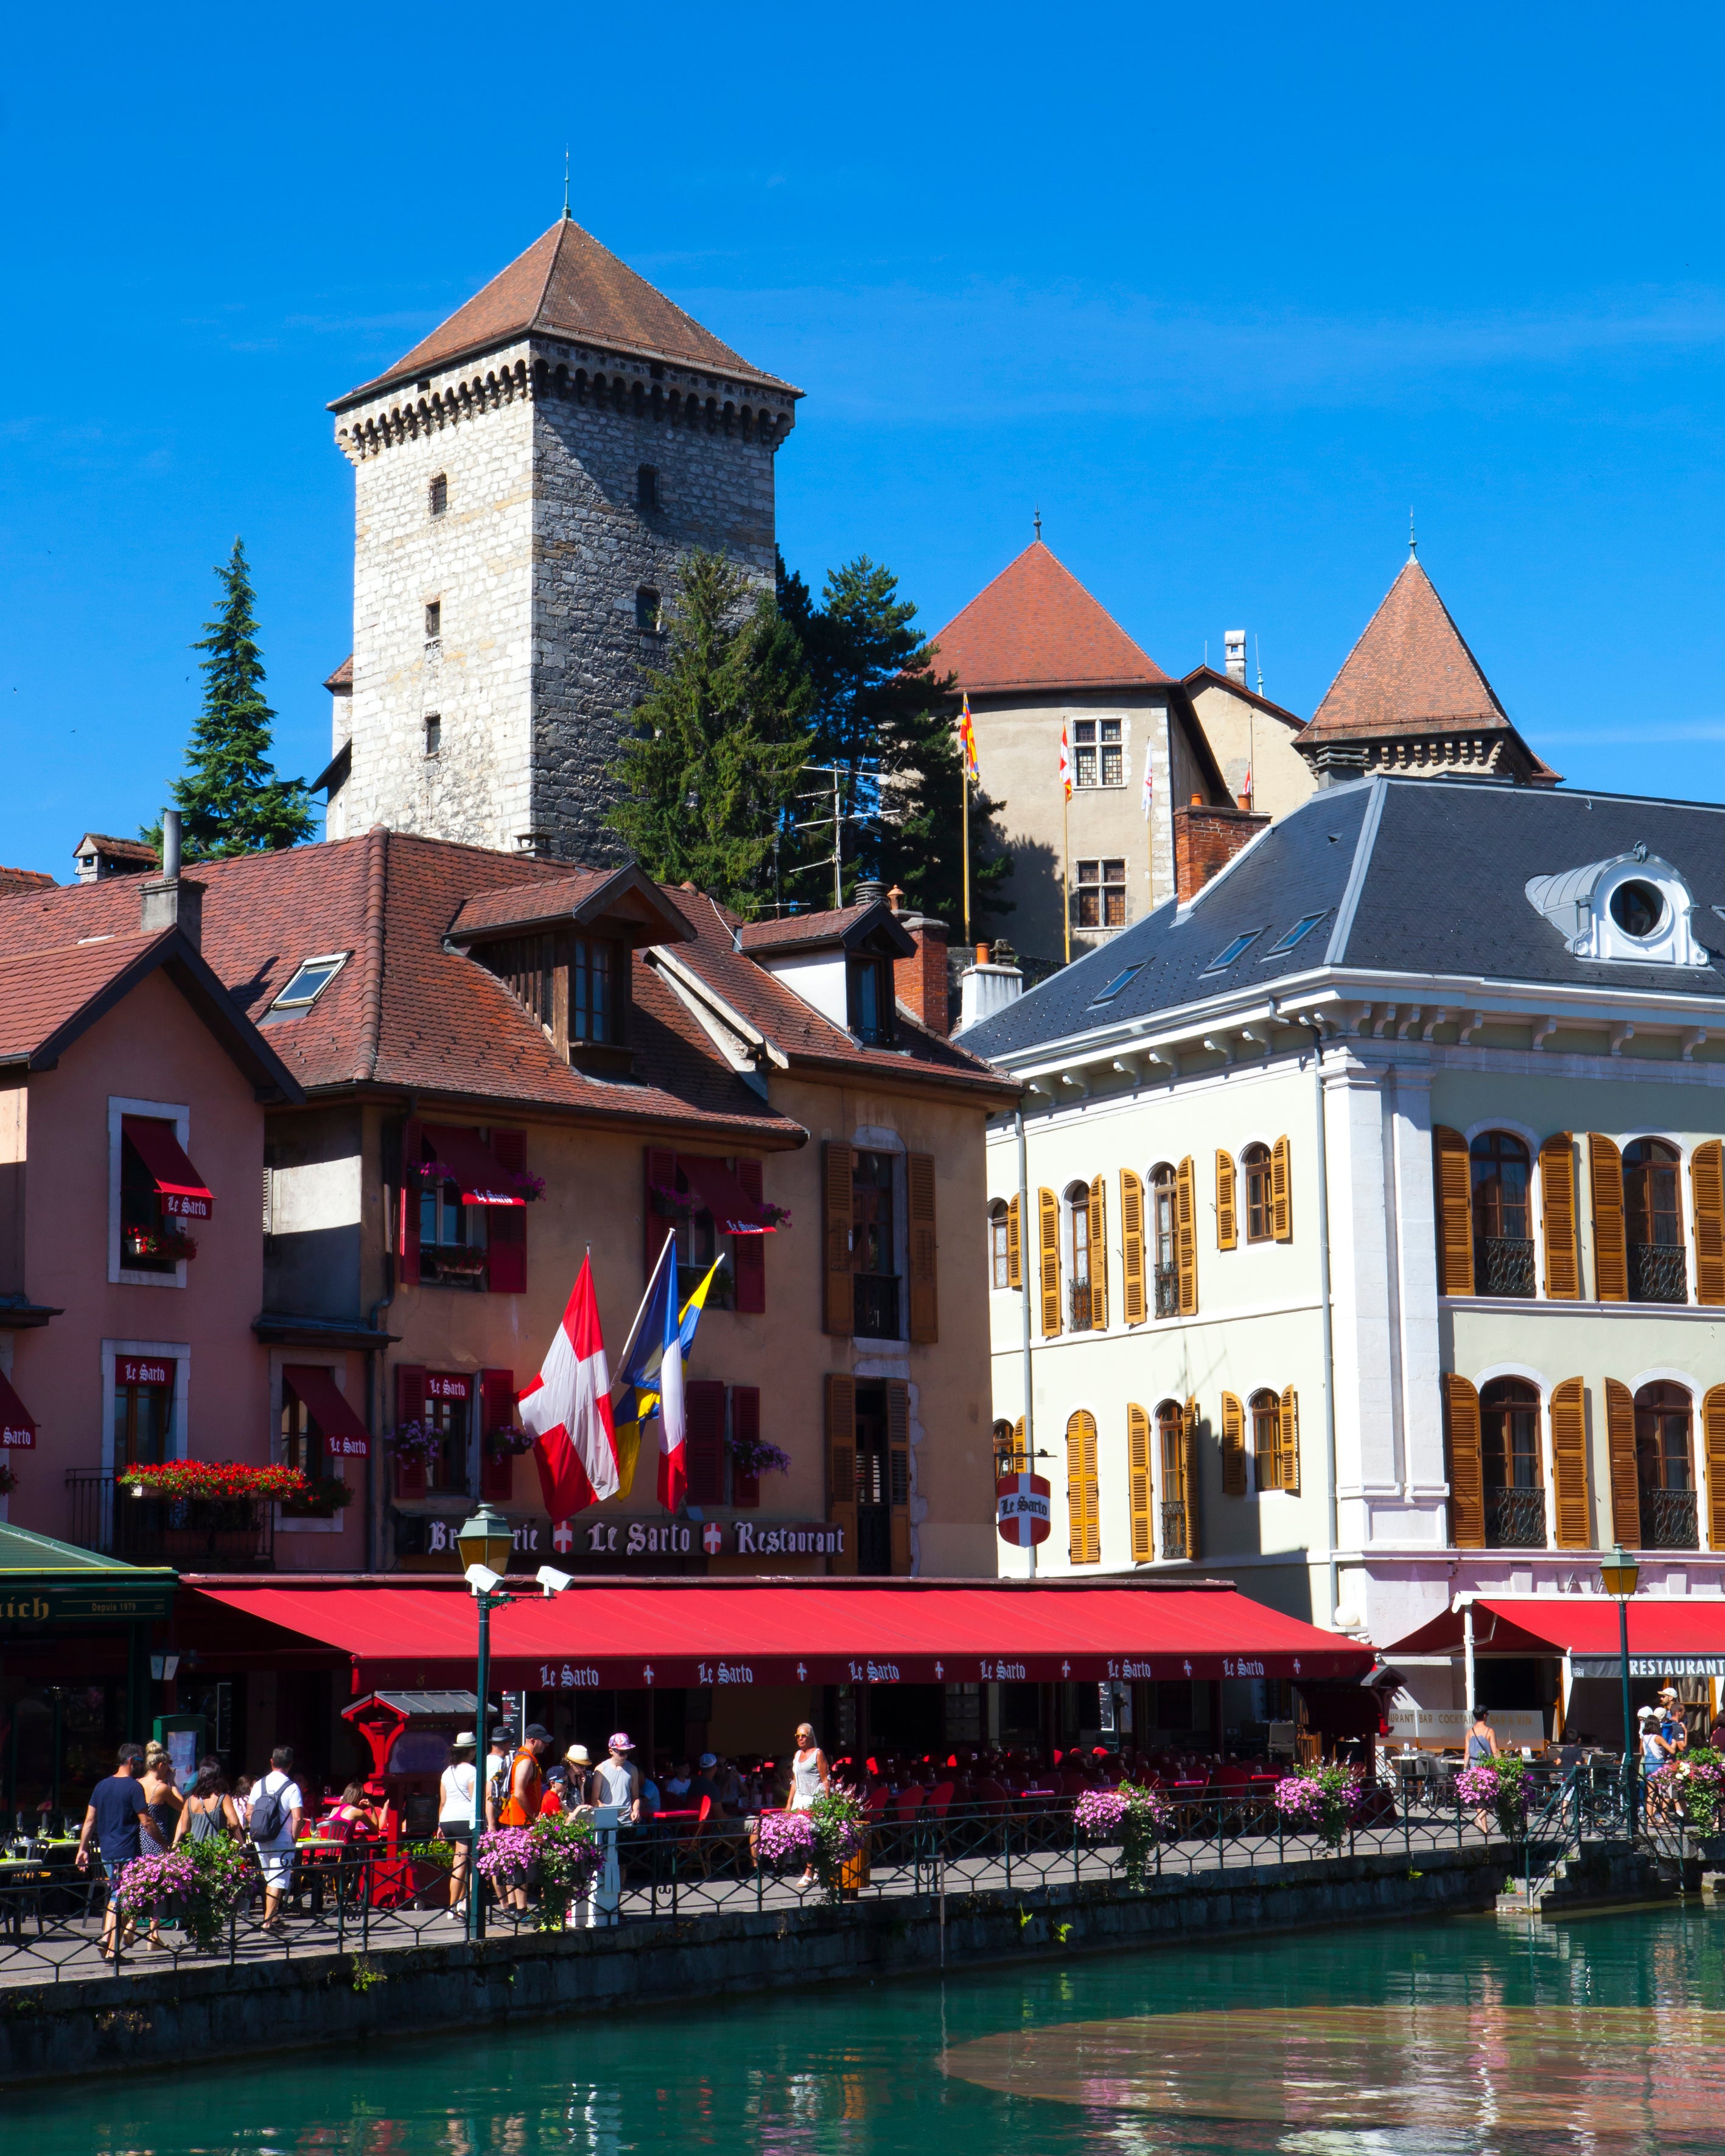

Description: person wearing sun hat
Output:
[438,1731,478,1921]
[593,1732,642,1823]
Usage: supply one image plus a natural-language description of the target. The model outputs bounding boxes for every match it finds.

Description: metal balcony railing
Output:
[1474,1236,1536,1298]
[852,1273,900,1341]
[1153,1266,1178,1319]
[1642,1486,1699,1550]
[1629,1243,1688,1305]
[1160,1501,1190,1560]
[65,1471,275,1568]
[1485,1486,1547,1548]
[1068,1279,1098,1331]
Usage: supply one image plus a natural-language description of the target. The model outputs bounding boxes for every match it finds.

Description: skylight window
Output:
[271,952,348,1013]
[1264,912,1328,958]
[1203,929,1263,974]
[1090,961,1146,1006]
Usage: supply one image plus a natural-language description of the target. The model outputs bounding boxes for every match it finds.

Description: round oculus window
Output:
[1609,879,1665,938]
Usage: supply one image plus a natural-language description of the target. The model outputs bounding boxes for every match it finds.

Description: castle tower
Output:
[325,217,802,859]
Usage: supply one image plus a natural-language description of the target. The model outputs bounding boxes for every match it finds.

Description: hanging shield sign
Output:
[996,1472,1052,1547]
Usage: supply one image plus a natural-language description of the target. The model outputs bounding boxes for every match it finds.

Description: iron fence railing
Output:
[1474,1235,1536,1297]
[1160,1502,1189,1558]
[1629,1241,1688,1305]
[1068,1279,1097,1331]
[1153,1267,1178,1319]
[63,1472,274,1567]
[1643,1486,1700,1550]
[1486,1487,1547,1548]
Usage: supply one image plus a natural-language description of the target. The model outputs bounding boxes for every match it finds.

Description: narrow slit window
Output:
[637,464,659,512]
[424,600,441,641]
[429,473,448,517]
[635,587,661,632]
[424,714,441,756]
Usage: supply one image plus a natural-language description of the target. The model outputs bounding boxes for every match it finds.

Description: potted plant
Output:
[755,1810,817,1874]
[1075,1781,1167,1887]
[116,1840,248,1953]
[1456,1757,1531,1841]
[809,1785,869,1900]
[279,1474,355,1519]
[649,1179,695,1221]
[1667,1748,1725,1858]
[529,1812,602,1929]
[1274,1763,1365,1850]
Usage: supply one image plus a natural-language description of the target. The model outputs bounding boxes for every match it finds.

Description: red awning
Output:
[282,1366,370,1460]
[0,1369,36,1450]
[679,1154,774,1235]
[121,1115,214,1220]
[422,1124,521,1206]
[178,1576,1373,1691]
[1382,1596,1725,1681]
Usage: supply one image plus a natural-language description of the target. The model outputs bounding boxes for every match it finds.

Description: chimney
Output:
[853,877,887,907]
[1172,801,1270,902]
[139,809,204,946]
[957,940,1024,1033]
[894,913,950,1034]
[1312,745,1370,790]
[1224,629,1247,683]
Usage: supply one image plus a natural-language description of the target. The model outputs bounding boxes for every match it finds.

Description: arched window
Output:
[1242,1145,1272,1243]
[1150,1164,1177,1318]
[1626,1140,1687,1305]
[1156,1397,1192,1557]
[988,1199,1012,1290]
[1249,1387,1281,1492]
[1065,1410,1099,1564]
[1479,1378,1544,1549]
[992,1417,1023,1476]
[1469,1132,1534,1298]
[1634,1381,1698,1549]
[1063,1181,1099,1330]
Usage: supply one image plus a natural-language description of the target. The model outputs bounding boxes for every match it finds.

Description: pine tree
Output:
[153,540,315,859]
[607,551,813,915]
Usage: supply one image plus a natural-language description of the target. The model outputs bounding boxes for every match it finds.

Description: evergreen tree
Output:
[607,551,813,915]
[153,540,315,859]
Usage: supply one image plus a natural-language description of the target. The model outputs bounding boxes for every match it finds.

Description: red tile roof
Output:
[930,542,1171,695]
[335,220,797,408]
[323,657,353,693]
[0,867,58,895]
[0,932,172,1063]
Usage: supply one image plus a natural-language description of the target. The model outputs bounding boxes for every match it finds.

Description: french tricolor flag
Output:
[519,1255,619,1520]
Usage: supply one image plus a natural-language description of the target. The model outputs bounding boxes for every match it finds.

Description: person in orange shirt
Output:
[497,1725,551,1913]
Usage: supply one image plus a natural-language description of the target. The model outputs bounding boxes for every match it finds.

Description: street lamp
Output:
[1601,1544,1642,1827]
[457,1505,516,1942]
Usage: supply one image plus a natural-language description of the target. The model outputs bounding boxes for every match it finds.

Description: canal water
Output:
[16,1904,1725,2152]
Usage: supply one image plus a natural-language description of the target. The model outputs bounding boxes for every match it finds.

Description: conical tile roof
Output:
[930,542,1170,694]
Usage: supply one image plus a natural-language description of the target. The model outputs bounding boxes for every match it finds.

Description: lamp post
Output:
[457,1504,516,1942]
[1601,1543,1642,1832]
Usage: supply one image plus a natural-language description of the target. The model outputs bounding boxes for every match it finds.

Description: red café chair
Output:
[926,1781,956,1821]
[973,1776,1011,1816]
[864,1785,892,1821]
[894,1784,927,1821]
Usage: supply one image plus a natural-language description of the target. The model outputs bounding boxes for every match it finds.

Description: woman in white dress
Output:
[786,1722,830,1886]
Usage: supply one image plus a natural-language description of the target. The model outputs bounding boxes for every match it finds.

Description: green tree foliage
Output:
[777,552,1012,930]
[607,551,813,916]
[150,540,315,860]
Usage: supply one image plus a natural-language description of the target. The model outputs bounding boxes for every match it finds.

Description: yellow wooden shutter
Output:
[1693,1142,1725,1307]
[1539,1133,1580,1300]
[1066,1411,1099,1564]
[1216,1151,1237,1250]
[823,1142,855,1335]
[1271,1136,1293,1241]
[825,1373,858,1574]
[1548,1376,1590,1549]
[1127,1404,1153,1560]
[1604,1377,1640,1545]
[1443,1373,1485,1548]
[1007,1193,1021,1290]
[907,1152,938,1344]
[1087,1176,1108,1330]
[1433,1126,1474,1295]
[1175,1157,1198,1315]
[1180,1397,1202,1558]
[1704,1385,1725,1550]
[1221,1392,1246,1496]
[886,1379,912,1572]
[1279,1385,1301,1497]
[1590,1136,1628,1303]
[1012,1416,1027,1474]
[1119,1170,1146,1324]
[1038,1187,1061,1338]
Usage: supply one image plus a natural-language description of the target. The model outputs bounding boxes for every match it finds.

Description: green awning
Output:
[0,1521,176,1623]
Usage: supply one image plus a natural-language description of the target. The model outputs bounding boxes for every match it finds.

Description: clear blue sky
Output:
[5,4,1724,874]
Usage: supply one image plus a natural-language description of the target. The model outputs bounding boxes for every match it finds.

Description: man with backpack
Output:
[250,1745,304,1933]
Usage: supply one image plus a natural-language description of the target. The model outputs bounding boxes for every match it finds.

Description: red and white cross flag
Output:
[519,1254,619,1521]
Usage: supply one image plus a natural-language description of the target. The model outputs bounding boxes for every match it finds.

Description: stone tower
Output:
[325,216,802,859]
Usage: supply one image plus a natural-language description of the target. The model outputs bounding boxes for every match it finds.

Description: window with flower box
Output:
[114,1356,175,1468]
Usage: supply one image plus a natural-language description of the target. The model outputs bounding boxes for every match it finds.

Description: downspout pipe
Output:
[1301,1018,1341,1630]
[1015,1103,1036,1580]
[365,1093,415,1574]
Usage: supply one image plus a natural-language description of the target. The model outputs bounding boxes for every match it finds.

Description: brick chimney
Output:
[1172,799,1270,902]
[894,914,950,1034]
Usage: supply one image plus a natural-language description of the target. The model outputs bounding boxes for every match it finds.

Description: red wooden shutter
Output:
[394,1364,427,1499]
[479,1367,516,1500]
[645,1145,677,1281]
[399,1118,422,1288]
[886,1379,912,1572]
[685,1380,727,1507]
[732,1384,761,1508]
[908,1153,938,1343]
[486,1130,528,1295]
[732,1158,766,1314]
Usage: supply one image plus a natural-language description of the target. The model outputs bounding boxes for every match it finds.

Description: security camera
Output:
[537,1565,575,1597]
[464,1563,503,1595]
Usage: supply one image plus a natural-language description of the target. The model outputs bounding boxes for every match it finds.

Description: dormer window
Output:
[572,937,618,1044]
[849,955,895,1046]
[1525,844,1711,967]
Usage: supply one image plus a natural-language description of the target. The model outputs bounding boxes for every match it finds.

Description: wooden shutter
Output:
[731,1386,761,1509]
[908,1153,938,1343]
[486,1130,528,1295]
[824,1143,855,1335]
[1012,1417,1027,1474]
[732,1159,766,1314]
[1538,1133,1580,1301]
[1271,1136,1293,1242]
[825,1374,858,1574]
[1086,1176,1108,1330]
[1039,1187,1062,1338]
[1590,1136,1628,1303]
[394,1364,427,1500]
[1432,1125,1474,1295]
[1279,1386,1301,1498]
[1605,1378,1640,1546]
[1007,1193,1021,1289]
[1066,1411,1099,1565]
[1179,1397,1202,1558]
[1127,1404,1153,1560]
[1548,1376,1590,1549]
[1216,1151,1237,1251]
[1220,1392,1246,1496]
[645,1145,677,1282]
[886,1379,912,1572]
[1175,1158,1198,1316]
[478,1367,516,1500]
[1704,1384,1725,1551]
[1693,1142,1725,1307]
[685,1380,727,1507]
[1443,1373,1485,1548]
[398,1118,422,1288]
[1119,1171,1146,1324]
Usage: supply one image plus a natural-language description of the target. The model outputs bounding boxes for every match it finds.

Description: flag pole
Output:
[961,761,971,950]
[1062,784,1071,966]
